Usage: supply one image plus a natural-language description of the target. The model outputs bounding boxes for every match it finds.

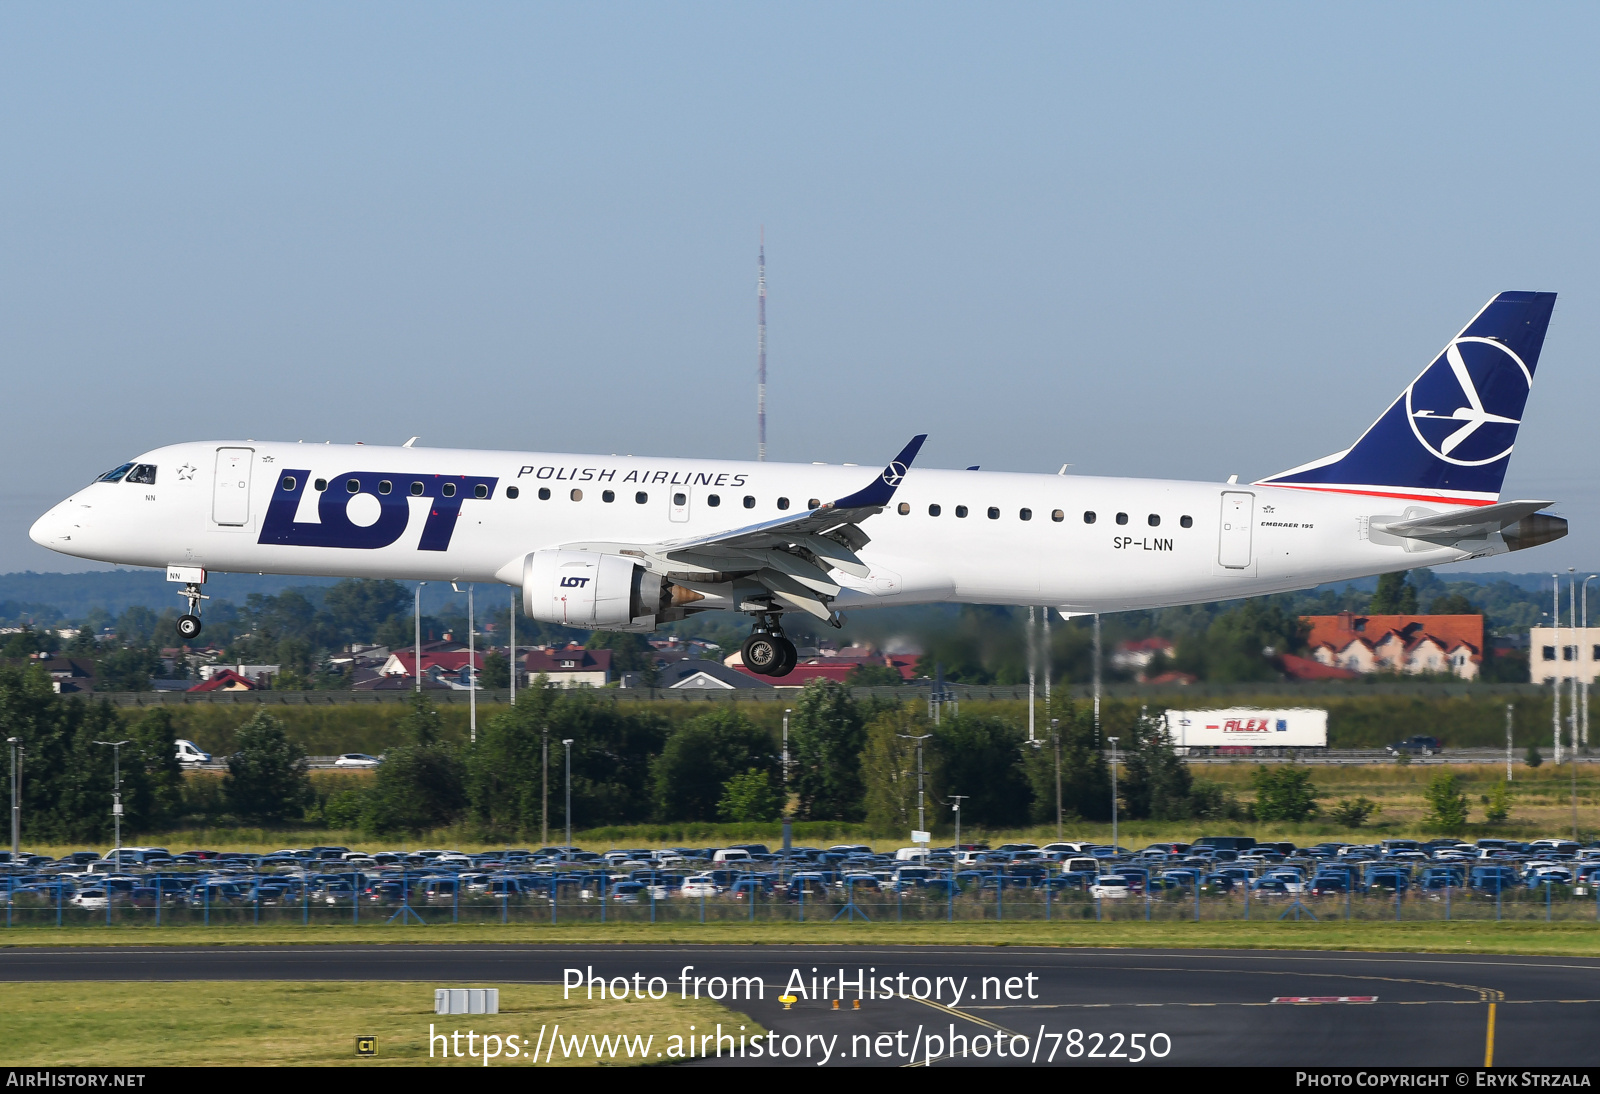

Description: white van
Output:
[712,848,752,863]
[894,847,930,862]
[175,739,211,765]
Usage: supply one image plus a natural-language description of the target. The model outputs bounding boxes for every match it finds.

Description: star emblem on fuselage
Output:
[176,464,196,480]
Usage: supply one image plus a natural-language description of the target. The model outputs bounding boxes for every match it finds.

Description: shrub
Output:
[717,768,782,822]
[1483,781,1511,825]
[1328,796,1380,828]
[1423,772,1470,832]
[1250,765,1319,822]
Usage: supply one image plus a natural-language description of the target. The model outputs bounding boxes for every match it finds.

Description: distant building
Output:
[522,647,611,688]
[1303,613,1482,680]
[199,663,281,687]
[656,659,772,689]
[1528,626,1600,684]
[189,669,257,692]
[1110,637,1175,676]
[30,655,96,694]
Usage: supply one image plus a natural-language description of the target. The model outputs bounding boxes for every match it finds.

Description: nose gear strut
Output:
[176,583,208,641]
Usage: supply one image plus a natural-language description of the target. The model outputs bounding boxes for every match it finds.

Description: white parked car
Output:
[680,875,719,898]
[1090,875,1132,899]
[71,889,108,910]
[334,753,381,768]
[174,739,211,765]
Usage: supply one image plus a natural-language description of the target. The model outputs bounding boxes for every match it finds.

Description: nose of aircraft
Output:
[29,499,79,550]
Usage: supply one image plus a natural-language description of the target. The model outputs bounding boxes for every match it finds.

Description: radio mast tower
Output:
[756,228,767,461]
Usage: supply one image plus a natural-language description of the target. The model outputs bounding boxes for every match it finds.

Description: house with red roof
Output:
[1302,613,1483,680]
[188,669,257,692]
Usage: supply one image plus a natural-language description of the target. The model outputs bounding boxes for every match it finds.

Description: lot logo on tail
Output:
[1405,337,1530,466]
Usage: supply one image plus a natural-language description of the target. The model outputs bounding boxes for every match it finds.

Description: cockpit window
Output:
[96,462,135,483]
[125,464,157,485]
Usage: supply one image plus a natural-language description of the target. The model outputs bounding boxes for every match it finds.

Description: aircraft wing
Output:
[1373,499,1555,543]
[561,434,926,623]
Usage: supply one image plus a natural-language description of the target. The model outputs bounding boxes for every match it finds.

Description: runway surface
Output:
[3,944,1596,1066]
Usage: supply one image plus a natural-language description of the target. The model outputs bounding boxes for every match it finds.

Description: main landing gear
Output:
[176,583,208,641]
[741,615,797,678]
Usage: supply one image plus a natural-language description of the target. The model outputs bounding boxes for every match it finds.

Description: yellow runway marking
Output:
[1484,1002,1496,1068]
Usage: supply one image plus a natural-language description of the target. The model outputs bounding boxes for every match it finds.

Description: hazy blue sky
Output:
[2,3,1597,575]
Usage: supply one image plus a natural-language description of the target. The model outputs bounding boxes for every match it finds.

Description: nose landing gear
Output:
[176,583,208,641]
[741,615,797,677]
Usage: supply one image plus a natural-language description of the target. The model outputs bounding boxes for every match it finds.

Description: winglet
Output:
[826,434,927,510]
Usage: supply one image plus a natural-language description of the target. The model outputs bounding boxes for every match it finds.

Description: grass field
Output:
[0,980,756,1067]
[1,919,1597,956]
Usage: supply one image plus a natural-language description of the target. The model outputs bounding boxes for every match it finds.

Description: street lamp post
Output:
[413,582,427,694]
[541,728,549,847]
[93,739,132,866]
[509,592,517,705]
[1553,574,1563,765]
[7,737,20,863]
[1107,736,1120,853]
[468,584,475,742]
[562,739,574,851]
[1051,718,1062,842]
[782,708,791,785]
[1583,575,1597,751]
[897,733,932,835]
[949,795,968,852]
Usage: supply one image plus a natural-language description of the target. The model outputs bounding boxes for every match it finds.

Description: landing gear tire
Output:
[742,632,785,675]
[176,614,203,641]
[771,636,797,678]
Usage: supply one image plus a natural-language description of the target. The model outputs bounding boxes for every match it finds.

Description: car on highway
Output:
[333,753,382,768]
[174,739,211,765]
[1385,735,1441,756]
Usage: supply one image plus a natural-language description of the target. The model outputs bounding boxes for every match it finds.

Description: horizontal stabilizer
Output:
[1373,499,1554,542]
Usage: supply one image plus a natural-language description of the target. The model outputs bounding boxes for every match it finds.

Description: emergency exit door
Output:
[1217,491,1254,569]
[212,448,254,526]
[669,487,691,523]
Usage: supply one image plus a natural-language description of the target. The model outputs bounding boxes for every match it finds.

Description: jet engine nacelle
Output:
[521,550,664,631]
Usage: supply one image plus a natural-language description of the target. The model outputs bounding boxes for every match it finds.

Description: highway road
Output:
[2,945,1596,1066]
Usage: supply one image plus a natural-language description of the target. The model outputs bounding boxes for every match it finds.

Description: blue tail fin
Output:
[1256,291,1556,505]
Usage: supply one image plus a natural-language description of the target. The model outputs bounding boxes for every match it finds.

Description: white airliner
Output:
[30,292,1566,676]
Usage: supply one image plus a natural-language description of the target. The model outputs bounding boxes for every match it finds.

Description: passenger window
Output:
[1148,514,1160,527]
[1051,509,1064,522]
[808,499,821,509]
[635,492,648,504]
[1019,508,1032,521]
[1115,512,1128,525]
[126,464,157,485]
[1180,515,1192,528]
[95,462,135,483]
[955,506,969,518]
[441,483,456,498]
[378,480,392,495]
[538,487,551,500]
[474,484,489,499]
[570,488,583,501]
[315,479,328,492]
[280,476,297,492]
[346,478,360,493]
[707,494,720,507]
[987,507,1000,519]
[601,489,614,503]
[1083,511,1096,524]
[777,497,790,510]
[673,492,686,505]
[929,504,942,517]
[410,482,423,496]
[898,502,910,515]
[506,486,519,499]
[743,496,755,509]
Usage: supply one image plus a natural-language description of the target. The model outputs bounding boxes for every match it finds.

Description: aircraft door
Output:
[212,448,254,526]
[1217,491,1254,569]
[669,487,691,523]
